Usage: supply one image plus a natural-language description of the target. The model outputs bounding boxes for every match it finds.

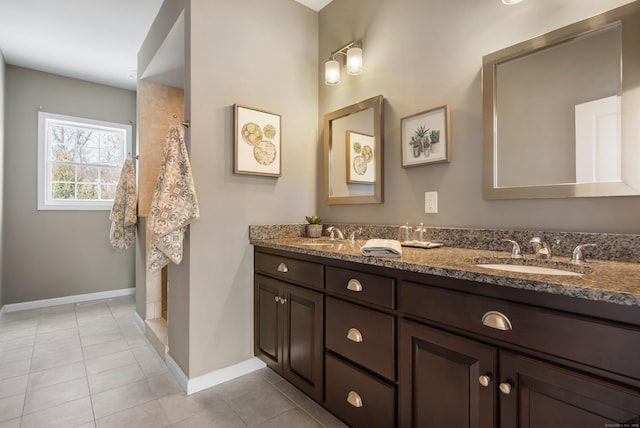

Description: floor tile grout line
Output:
[75,302,99,426]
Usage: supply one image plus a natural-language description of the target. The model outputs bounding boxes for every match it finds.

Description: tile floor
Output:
[0,295,347,427]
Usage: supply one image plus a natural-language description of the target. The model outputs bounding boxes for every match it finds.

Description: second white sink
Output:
[477,264,582,276]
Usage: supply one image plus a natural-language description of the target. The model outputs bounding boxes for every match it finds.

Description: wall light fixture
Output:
[325,41,363,85]
[502,0,524,4]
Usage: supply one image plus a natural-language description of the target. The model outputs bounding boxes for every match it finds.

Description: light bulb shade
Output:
[346,47,363,75]
[325,59,340,85]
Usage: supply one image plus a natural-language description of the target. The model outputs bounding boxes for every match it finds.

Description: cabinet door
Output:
[283,283,324,402]
[254,275,283,370]
[500,351,640,427]
[398,319,497,428]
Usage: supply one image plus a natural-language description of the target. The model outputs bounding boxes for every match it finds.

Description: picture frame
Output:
[346,130,375,183]
[234,104,281,177]
[401,105,451,168]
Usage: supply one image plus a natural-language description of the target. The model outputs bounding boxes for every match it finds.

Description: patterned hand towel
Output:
[361,239,402,258]
[109,159,137,250]
[147,126,200,272]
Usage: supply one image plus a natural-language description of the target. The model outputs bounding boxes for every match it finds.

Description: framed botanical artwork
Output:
[401,105,451,168]
[346,130,375,183]
[234,104,281,177]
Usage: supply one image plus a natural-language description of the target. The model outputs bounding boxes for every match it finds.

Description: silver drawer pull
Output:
[347,391,363,408]
[274,296,280,303]
[482,311,512,331]
[346,328,363,343]
[346,279,363,292]
[277,262,289,273]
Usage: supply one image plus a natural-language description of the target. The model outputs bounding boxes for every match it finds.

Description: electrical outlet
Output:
[425,191,438,213]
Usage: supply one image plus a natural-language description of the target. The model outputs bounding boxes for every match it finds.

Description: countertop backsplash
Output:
[249,224,640,264]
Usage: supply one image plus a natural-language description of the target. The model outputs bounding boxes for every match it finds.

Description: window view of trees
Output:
[48,122,125,201]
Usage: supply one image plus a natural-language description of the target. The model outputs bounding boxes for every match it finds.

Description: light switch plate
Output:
[425,191,438,213]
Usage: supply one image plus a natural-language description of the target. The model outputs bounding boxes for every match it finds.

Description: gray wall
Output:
[317,0,640,234]
[0,50,5,308]
[3,66,136,304]
[183,0,318,377]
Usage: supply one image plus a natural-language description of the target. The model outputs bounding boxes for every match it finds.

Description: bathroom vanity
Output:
[252,233,640,427]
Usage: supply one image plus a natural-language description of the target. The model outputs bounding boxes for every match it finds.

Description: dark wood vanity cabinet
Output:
[398,319,497,427]
[254,247,640,427]
[254,253,324,402]
[398,280,640,428]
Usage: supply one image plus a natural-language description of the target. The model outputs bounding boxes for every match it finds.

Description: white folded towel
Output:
[361,239,402,258]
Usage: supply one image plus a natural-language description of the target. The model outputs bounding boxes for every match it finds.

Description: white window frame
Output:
[37,112,132,211]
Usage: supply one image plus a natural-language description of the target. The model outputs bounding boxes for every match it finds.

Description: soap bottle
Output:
[413,222,428,244]
[398,223,413,244]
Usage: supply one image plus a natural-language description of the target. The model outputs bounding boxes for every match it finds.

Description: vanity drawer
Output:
[326,266,395,309]
[399,280,640,381]
[254,251,323,289]
[326,297,395,380]
[325,353,396,428]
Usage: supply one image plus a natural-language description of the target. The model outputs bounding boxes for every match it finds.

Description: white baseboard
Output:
[166,354,266,395]
[133,311,145,333]
[1,287,135,313]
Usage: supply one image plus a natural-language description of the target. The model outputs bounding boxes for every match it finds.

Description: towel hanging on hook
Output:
[172,114,190,128]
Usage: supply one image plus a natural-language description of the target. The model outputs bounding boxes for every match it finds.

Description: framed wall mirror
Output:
[324,95,384,204]
[482,2,640,199]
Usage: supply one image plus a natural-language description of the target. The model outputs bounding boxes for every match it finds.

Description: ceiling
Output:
[0,0,332,92]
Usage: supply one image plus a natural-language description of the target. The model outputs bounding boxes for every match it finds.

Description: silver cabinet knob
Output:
[346,279,363,292]
[478,374,492,387]
[346,391,363,408]
[280,298,287,305]
[274,296,279,303]
[482,311,513,331]
[277,262,289,273]
[499,382,512,395]
[346,328,363,343]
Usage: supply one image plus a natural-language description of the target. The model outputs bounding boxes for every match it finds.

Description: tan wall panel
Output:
[137,80,184,216]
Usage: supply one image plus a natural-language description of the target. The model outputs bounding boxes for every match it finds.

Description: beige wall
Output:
[317,0,640,234]
[2,66,136,304]
[182,0,318,377]
[0,50,5,308]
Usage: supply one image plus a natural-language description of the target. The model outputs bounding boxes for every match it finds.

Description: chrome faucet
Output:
[348,227,362,243]
[502,239,522,259]
[572,244,596,264]
[326,226,345,240]
[530,237,551,259]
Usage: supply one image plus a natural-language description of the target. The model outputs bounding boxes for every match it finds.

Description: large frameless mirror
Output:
[324,95,384,204]
[482,2,640,199]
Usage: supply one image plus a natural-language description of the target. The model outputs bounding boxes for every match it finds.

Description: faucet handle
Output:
[502,239,522,259]
[572,244,596,264]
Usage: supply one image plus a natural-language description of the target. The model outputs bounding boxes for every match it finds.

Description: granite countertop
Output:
[251,237,640,308]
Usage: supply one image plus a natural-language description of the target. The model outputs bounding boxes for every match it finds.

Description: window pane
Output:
[100,132,124,164]
[78,146,100,163]
[50,125,77,161]
[77,166,99,183]
[77,184,98,199]
[78,129,98,148]
[101,184,117,200]
[52,183,75,199]
[52,164,75,182]
[101,167,120,184]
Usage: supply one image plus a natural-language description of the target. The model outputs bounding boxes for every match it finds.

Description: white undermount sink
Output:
[477,263,583,276]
